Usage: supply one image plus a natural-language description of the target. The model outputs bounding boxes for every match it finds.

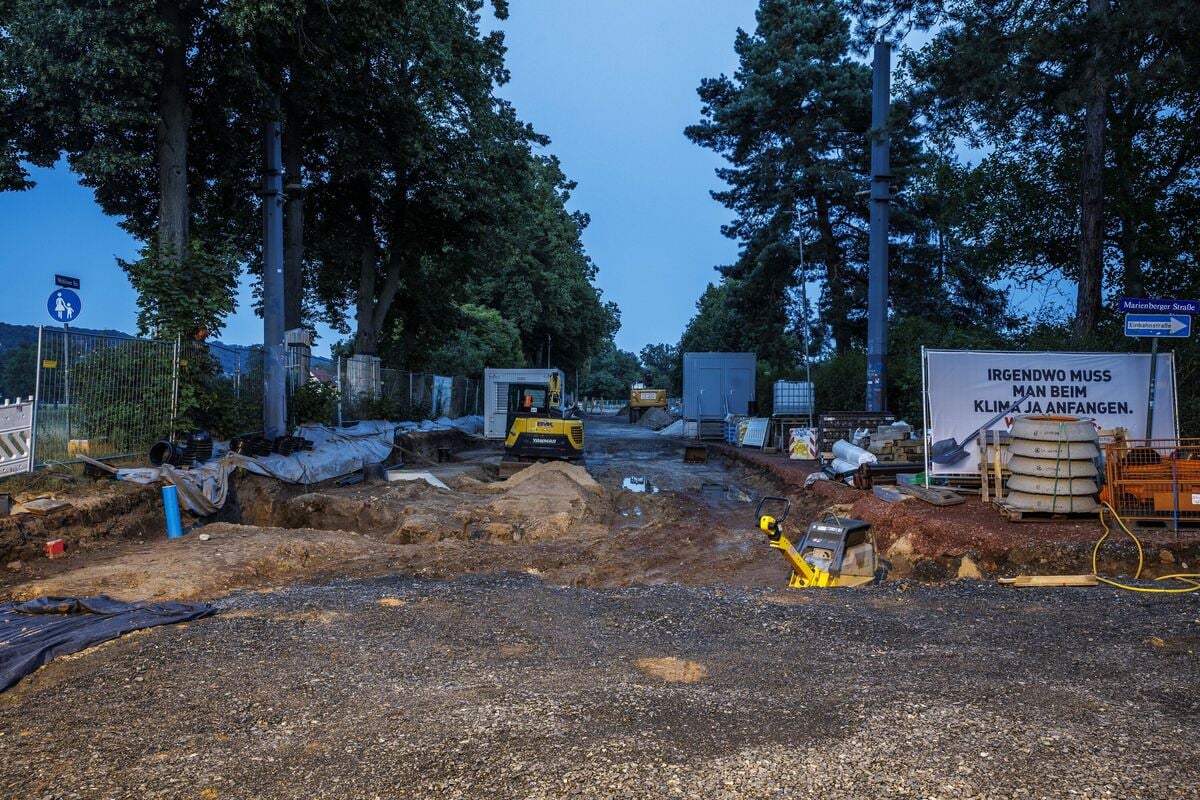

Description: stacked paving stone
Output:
[867,424,924,463]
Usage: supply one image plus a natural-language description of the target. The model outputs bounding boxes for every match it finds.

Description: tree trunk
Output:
[283,106,304,331]
[156,1,190,275]
[1074,0,1108,337]
[353,178,379,355]
[815,193,851,354]
[352,170,408,356]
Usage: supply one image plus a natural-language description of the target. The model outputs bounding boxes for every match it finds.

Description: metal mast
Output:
[866,41,891,412]
[262,96,287,438]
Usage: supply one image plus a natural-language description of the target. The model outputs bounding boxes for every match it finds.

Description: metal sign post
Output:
[1124,302,1193,438]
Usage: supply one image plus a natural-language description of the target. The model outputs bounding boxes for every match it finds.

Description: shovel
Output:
[930,400,1031,466]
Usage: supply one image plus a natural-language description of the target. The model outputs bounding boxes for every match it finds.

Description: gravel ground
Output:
[2,574,1197,799]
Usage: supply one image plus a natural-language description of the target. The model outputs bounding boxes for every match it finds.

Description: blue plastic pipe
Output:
[162,485,183,539]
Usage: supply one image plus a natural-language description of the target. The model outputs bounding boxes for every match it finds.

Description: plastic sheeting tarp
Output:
[119,422,400,515]
[394,415,485,436]
[0,595,215,692]
[117,418,487,515]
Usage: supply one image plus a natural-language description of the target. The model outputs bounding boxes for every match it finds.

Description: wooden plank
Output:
[21,498,72,516]
[77,454,120,475]
[980,439,990,504]
[893,484,965,506]
[1000,574,1099,588]
[993,429,1003,501]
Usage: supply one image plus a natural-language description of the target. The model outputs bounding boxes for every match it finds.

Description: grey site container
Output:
[682,352,756,420]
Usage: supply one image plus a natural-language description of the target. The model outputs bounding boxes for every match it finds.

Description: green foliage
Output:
[0,344,36,400]
[686,0,939,363]
[810,349,866,416]
[639,343,679,394]
[360,394,434,425]
[678,283,751,355]
[423,304,525,377]
[580,340,643,399]
[459,156,620,372]
[5,0,616,408]
[120,237,240,338]
[290,379,338,426]
[176,345,262,439]
[854,0,1200,335]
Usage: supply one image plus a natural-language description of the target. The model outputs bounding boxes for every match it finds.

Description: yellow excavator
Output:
[502,373,584,473]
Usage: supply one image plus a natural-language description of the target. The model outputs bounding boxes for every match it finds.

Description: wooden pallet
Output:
[992,500,1097,523]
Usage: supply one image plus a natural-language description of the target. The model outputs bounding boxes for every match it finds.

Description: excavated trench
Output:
[3,420,1190,600]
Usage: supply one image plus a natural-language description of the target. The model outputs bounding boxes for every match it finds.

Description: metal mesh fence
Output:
[339,361,481,423]
[33,327,178,465]
[26,328,484,470]
[198,341,265,436]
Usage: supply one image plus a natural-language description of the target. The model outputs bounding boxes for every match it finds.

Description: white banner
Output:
[924,349,1177,476]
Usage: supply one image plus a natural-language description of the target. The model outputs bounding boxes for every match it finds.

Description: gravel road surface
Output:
[2,574,1197,799]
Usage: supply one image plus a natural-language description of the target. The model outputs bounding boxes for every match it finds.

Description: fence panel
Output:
[200,341,265,436]
[1105,437,1200,532]
[337,363,482,424]
[34,327,178,465]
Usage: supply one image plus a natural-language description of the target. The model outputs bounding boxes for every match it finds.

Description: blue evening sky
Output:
[0,1,759,358]
[0,2,1065,358]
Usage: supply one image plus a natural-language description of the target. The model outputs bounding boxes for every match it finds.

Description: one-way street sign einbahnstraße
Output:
[1124,313,1191,338]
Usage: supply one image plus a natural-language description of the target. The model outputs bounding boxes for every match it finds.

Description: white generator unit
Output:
[483,368,566,439]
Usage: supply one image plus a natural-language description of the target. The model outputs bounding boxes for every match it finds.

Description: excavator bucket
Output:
[683,444,708,464]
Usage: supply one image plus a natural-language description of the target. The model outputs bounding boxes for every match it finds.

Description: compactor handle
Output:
[755,496,791,524]
[755,496,791,540]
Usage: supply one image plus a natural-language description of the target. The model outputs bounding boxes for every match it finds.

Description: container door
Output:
[487,381,510,438]
[726,366,753,416]
[699,366,723,417]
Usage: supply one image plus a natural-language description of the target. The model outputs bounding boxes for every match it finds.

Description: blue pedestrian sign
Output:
[47,288,81,323]
[1124,313,1190,338]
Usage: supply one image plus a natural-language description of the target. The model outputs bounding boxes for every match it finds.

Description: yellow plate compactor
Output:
[755,497,884,588]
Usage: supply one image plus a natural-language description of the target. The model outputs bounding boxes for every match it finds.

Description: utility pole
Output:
[866,41,891,412]
[799,237,812,425]
[262,95,287,438]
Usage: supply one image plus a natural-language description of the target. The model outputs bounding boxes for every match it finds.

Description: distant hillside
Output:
[0,322,256,375]
[0,322,131,353]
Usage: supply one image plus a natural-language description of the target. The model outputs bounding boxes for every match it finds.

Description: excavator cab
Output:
[502,374,584,471]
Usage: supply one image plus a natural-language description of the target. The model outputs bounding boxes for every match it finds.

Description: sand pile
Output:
[482,461,604,539]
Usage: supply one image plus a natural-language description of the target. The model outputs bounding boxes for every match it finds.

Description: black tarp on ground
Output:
[0,595,215,692]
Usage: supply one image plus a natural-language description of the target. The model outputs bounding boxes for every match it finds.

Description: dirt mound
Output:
[483,460,601,493]
[11,523,395,602]
[636,407,674,430]
[484,469,605,540]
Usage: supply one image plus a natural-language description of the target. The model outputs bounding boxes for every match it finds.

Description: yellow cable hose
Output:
[1094,502,1200,593]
